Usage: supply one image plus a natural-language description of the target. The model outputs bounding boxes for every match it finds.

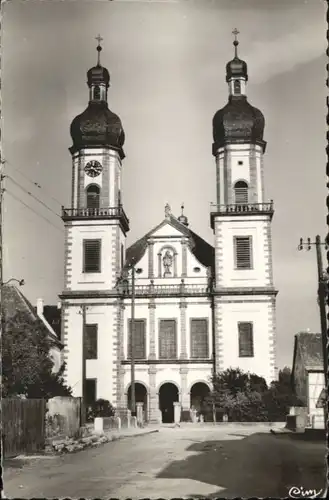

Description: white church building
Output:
[60,34,278,423]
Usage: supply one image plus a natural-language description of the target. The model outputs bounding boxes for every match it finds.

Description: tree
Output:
[262,367,303,421]
[207,368,269,422]
[2,310,72,398]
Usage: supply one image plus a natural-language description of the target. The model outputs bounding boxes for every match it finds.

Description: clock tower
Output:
[60,38,129,405]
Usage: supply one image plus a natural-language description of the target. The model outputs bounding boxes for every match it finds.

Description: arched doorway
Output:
[190,382,210,417]
[127,383,148,421]
[159,383,179,423]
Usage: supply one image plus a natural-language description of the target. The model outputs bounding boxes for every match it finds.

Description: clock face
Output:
[84,160,103,178]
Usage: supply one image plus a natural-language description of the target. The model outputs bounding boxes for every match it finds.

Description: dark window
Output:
[234,236,252,269]
[128,319,146,359]
[121,244,124,269]
[234,79,241,94]
[190,319,208,359]
[234,180,248,204]
[85,324,98,359]
[86,184,100,209]
[238,322,254,357]
[83,239,101,273]
[94,86,101,100]
[85,379,97,405]
[159,319,177,359]
[238,161,244,166]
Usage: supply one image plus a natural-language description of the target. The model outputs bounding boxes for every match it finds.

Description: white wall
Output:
[308,371,325,429]
[219,299,275,384]
[214,216,272,288]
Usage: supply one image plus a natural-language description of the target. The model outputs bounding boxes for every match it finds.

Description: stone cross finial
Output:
[95,34,103,65]
[165,203,171,219]
[232,28,240,57]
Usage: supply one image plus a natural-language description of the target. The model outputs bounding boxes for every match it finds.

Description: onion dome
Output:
[69,36,125,158]
[212,97,265,153]
[212,30,266,154]
[177,204,189,227]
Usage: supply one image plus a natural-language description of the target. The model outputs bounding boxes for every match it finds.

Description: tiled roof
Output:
[126,214,214,270]
[296,332,324,370]
[2,285,62,346]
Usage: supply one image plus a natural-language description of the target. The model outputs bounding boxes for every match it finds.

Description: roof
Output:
[2,285,62,347]
[292,332,324,372]
[125,214,215,270]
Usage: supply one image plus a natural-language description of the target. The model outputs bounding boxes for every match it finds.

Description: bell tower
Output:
[60,37,129,405]
[210,30,277,384]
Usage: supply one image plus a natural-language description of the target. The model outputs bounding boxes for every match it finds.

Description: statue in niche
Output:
[163,250,173,277]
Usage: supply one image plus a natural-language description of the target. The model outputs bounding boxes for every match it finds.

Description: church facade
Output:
[60,34,278,423]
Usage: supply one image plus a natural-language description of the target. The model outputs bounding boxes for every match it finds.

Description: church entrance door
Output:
[159,383,179,423]
[127,383,148,421]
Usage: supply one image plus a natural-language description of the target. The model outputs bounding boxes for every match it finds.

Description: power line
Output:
[3,159,64,208]
[5,189,64,233]
[5,174,62,219]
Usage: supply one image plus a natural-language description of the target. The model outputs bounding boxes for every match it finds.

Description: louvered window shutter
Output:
[83,240,101,273]
[159,320,177,359]
[128,320,146,359]
[190,319,208,358]
[238,322,254,357]
[85,324,98,359]
[234,237,252,269]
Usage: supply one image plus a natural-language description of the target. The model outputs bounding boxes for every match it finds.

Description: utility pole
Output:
[130,265,136,417]
[0,158,5,311]
[80,304,87,426]
[298,236,328,426]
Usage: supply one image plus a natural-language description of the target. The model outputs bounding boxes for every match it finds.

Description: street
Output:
[4,425,326,499]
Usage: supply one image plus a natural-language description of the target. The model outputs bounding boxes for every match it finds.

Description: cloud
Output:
[247,22,326,84]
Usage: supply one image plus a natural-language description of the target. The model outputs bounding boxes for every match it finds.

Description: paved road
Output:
[4,426,326,499]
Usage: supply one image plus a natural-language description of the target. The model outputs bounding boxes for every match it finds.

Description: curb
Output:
[111,429,159,441]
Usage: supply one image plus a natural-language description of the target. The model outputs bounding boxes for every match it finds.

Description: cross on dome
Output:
[232,28,240,57]
[95,34,103,65]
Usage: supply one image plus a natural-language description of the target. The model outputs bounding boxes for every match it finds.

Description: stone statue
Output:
[163,250,173,277]
[164,203,171,219]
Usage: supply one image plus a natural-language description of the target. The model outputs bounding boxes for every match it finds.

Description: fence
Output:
[2,398,46,458]
[46,397,81,440]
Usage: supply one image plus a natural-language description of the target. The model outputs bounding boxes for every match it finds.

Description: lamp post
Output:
[116,260,142,417]
[298,236,328,426]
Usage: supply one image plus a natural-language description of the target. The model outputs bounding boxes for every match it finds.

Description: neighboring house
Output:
[2,285,63,373]
[292,331,325,429]
[61,35,278,424]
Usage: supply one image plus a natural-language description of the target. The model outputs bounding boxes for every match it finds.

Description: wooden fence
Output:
[2,398,46,458]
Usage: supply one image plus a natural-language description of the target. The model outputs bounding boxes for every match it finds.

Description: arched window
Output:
[86,184,100,209]
[234,180,248,204]
[94,86,101,100]
[234,79,241,94]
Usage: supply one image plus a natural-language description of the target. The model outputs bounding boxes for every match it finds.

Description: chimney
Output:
[36,298,44,316]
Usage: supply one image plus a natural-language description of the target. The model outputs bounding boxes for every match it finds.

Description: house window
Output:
[159,319,177,359]
[234,236,253,270]
[83,239,101,273]
[234,79,241,94]
[85,379,97,405]
[238,322,254,357]
[190,319,208,359]
[94,86,101,100]
[234,180,248,204]
[86,185,100,209]
[128,319,146,359]
[85,324,98,359]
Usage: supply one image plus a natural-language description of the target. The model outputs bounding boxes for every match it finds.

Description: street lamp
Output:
[116,259,142,417]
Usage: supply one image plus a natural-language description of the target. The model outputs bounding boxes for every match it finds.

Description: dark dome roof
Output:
[226,56,248,82]
[70,103,125,157]
[212,96,266,153]
[87,64,110,87]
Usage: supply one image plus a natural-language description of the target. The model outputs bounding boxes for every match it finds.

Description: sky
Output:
[2,0,327,369]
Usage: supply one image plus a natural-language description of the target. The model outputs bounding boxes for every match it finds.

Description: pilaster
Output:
[179,300,188,359]
[148,240,155,278]
[148,300,156,360]
[180,366,190,421]
[181,239,188,277]
[148,366,160,423]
